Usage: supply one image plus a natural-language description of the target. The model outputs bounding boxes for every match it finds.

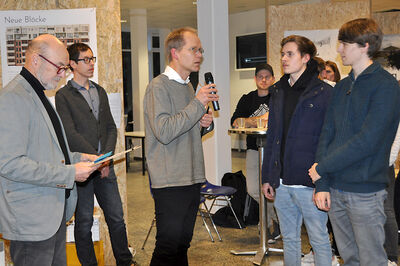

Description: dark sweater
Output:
[315,62,400,193]
[231,90,270,150]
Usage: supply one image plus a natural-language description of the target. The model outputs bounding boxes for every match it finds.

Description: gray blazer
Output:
[0,74,80,241]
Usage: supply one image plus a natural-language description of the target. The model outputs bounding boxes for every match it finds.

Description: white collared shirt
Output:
[162,66,190,85]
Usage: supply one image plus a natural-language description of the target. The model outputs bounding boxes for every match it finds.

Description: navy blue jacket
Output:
[315,62,400,193]
[262,75,332,188]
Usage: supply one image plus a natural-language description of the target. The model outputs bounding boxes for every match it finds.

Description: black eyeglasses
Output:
[76,57,97,64]
[38,54,70,75]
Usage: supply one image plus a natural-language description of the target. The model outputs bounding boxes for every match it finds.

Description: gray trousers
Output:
[329,188,387,266]
[10,209,67,266]
[246,149,278,227]
[385,166,398,262]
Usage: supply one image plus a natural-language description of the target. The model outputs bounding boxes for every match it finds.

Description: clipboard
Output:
[93,146,140,166]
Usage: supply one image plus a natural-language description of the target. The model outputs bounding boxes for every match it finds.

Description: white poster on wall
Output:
[0,8,98,87]
[284,29,350,77]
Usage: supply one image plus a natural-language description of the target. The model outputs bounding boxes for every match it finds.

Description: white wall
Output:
[229,8,266,149]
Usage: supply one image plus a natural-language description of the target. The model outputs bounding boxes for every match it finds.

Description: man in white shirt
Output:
[143,27,219,266]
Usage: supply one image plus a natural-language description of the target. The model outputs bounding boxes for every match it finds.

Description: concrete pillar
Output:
[197,0,232,185]
[130,9,149,157]
[130,9,149,133]
[158,28,170,71]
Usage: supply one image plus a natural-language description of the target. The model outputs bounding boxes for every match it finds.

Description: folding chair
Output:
[200,181,243,229]
[198,195,222,242]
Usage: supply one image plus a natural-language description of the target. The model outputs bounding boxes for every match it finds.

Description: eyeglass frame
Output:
[75,57,97,64]
[38,54,70,75]
[188,47,204,55]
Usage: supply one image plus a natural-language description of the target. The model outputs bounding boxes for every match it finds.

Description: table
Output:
[125,131,146,175]
[228,128,283,265]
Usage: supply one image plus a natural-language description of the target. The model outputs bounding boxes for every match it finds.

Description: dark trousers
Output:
[10,209,66,266]
[150,183,201,266]
[384,166,398,262]
[74,171,132,266]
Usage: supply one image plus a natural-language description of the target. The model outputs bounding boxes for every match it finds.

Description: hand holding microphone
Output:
[195,72,220,109]
[204,72,220,111]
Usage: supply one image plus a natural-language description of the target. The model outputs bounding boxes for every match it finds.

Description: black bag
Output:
[212,171,248,228]
[243,195,259,225]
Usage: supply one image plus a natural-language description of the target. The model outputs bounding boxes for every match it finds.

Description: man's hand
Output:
[200,109,213,128]
[195,84,219,106]
[75,162,99,182]
[308,163,321,183]
[314,192,331,211]
[262,183,275,200]
[80,153,98,162]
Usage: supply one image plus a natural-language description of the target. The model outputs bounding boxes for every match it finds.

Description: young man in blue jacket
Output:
[310,18,400,266]
[262,35,333,265]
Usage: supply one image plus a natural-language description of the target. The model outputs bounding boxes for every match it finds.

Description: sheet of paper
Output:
[108,92,122,128]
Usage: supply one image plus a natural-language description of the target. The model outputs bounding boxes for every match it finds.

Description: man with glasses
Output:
[231,63,280,238]
[0,34,99,265]
[144,27,218,265]
[55,43,135,266]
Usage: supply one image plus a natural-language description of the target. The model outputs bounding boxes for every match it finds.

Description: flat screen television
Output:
[236,32,267,69]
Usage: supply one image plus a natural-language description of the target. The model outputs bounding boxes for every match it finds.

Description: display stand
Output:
[228,128,283,265]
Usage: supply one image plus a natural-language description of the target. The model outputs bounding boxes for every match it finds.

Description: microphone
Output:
[204,72,220,111]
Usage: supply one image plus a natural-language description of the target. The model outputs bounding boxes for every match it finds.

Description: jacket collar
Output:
[348,61,381,81]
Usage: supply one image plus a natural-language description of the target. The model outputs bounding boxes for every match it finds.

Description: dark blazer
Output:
[55,80,117,155]
[262,76,332,188]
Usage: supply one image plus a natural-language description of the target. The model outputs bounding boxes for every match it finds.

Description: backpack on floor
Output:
[212,171,248,228]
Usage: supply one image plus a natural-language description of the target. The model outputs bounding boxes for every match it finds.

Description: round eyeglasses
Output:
[38,54,70,75]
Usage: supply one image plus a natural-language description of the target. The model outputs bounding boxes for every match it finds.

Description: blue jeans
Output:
[74,170,132,266]
[329,188,387,266]
[274,185,331,266]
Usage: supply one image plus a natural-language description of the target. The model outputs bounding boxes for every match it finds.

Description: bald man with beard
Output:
[0,34,100,266]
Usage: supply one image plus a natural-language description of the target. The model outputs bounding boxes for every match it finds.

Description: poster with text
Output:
[0,8,97,87]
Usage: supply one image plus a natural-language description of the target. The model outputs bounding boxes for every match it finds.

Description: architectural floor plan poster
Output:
[0,8,98,87]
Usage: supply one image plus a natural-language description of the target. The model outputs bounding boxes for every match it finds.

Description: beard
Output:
[37,65,60,90]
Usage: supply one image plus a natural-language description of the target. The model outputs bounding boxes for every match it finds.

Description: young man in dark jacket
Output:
[261,35,332,265]
[310,18,400,266]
